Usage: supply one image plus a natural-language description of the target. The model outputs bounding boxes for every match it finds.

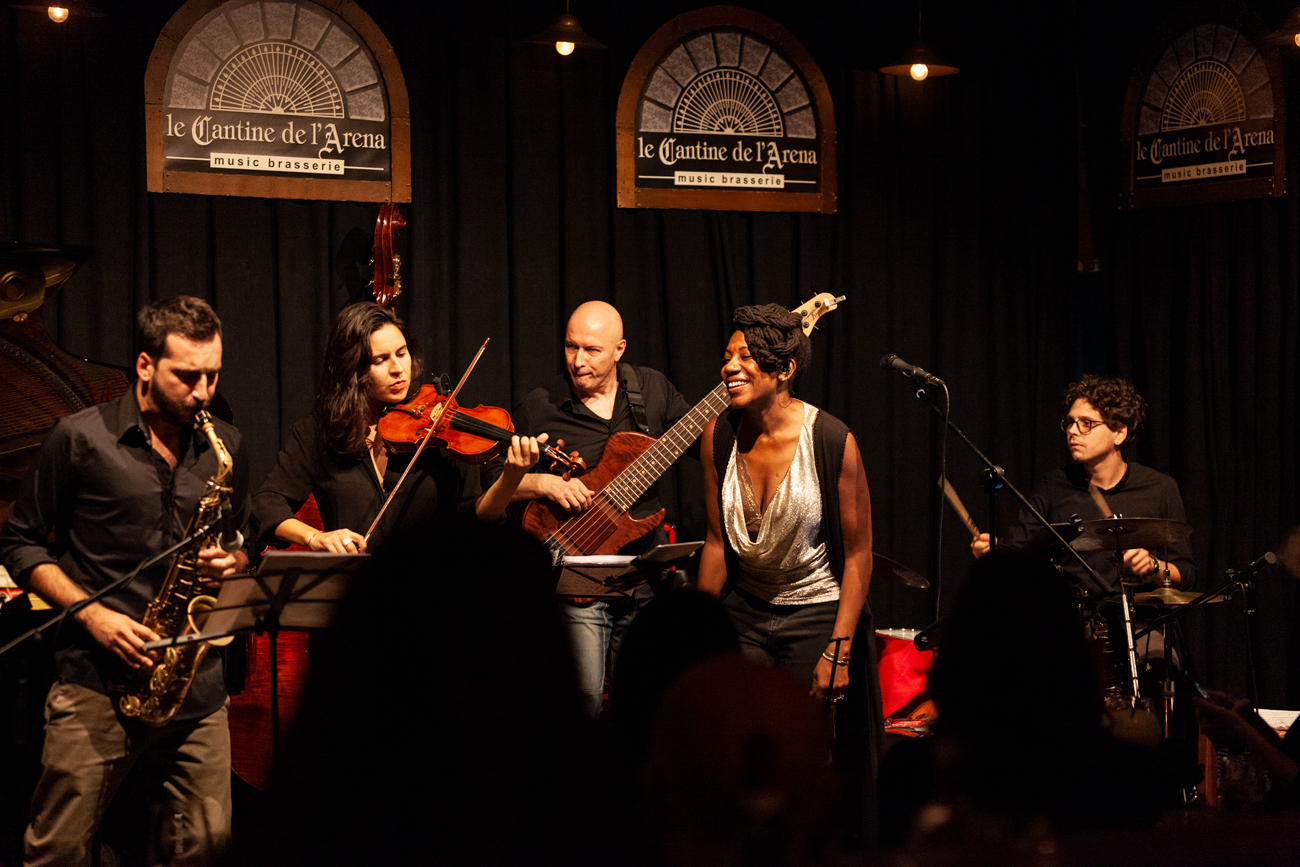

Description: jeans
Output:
[560,590,651,718]
[723,586,839,689]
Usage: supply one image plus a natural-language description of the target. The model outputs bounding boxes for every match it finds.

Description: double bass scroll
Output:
[369,202,405,307]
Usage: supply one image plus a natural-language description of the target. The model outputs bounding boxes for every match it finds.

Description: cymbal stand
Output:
[1239,568,1259,709]
[1109,530,1142,699]
[1157,559,1174,736]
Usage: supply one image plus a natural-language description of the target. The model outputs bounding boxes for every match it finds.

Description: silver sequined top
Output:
[722,403,839,604]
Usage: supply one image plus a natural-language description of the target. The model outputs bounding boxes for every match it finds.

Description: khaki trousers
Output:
[24,681,231,867]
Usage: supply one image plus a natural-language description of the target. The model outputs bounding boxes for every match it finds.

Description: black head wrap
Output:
[732,303,812,380]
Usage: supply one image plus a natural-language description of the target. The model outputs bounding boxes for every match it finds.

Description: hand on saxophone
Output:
[74,603,160,669]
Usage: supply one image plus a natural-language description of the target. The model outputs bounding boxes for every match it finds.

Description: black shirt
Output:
[0,390,250,720]
[1002,461,1197,592]
[252,414,482,552]
[484,365,695,522]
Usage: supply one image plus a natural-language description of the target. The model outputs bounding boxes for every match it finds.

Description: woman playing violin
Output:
[697,304,876,707]
[253,302,544,553]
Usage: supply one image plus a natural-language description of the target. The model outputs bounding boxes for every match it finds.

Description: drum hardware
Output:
[1079,514,1193,701]
[1072,516,1193,552]
[1134,587,1227,607]
[872,553,930,589]
[1137,552,1277,712]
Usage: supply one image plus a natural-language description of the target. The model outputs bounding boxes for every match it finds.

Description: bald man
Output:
[487,301,695,718]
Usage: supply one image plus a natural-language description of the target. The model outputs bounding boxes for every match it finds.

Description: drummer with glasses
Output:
[970,375,1196,592]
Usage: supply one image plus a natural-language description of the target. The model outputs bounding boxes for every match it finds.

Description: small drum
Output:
[875,628,933,719]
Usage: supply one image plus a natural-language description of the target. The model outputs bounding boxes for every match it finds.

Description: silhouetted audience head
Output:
[641,655,838,867]
[928,550,1101,740]
[235,514,596,867]
[610,588,740,761]
[879,551,1174,850]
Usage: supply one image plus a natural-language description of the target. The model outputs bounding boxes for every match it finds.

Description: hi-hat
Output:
[1134,587,1227,608]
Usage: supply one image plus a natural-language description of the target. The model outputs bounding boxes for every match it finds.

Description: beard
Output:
[145,382,202,427]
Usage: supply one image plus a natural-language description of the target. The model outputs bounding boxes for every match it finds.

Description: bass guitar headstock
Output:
[792,292,846,336]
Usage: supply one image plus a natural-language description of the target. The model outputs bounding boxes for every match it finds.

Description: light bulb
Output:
[47,5,69,22]
[910,63,929,81]
[1294,32,1300,48]
[555,41,575,56]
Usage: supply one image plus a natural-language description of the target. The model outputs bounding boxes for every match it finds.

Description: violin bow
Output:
[363,338,491,544]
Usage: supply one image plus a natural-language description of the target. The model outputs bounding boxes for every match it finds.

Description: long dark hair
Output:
[313,302,422,459]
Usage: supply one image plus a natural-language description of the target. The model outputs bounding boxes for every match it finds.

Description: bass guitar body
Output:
[520,431,666,555]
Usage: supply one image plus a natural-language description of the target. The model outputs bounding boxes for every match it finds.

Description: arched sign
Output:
[616,7,836,213]
[145,0,410,202]
[1120,2,1285,208]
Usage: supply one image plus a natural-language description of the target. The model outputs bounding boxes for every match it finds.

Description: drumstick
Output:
[939,477,980,537]
[1088,484,1114,518]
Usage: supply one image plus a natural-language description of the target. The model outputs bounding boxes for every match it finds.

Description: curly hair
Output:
[314,302,422,459]
[1064,375,1146,444]
[136,296,221,358]
[732,303,811,383]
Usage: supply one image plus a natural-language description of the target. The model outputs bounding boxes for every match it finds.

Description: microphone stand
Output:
[0,516,223,658]
[913,394,1111,595]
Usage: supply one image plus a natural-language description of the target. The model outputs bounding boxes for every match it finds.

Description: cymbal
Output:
[1133,587,1227,607]
[872,553,930,589]
[1073,517,1192,552]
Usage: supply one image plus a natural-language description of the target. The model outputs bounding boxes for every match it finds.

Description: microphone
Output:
[1228,552,1276,576]
[220,528,244,554]
[880,354,944,386]
[217,503,244,554]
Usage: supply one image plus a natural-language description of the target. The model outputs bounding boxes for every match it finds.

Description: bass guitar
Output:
[521,292,844,557]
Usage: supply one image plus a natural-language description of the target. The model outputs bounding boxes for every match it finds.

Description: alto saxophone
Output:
[119,410,236,726]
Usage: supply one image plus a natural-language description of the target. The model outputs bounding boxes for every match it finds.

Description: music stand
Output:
[554,542,704,596]
[181,551,367,760]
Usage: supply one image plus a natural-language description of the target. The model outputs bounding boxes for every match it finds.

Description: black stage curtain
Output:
[2,0,1297,704]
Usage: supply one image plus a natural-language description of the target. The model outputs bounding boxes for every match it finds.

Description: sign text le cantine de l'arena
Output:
[617,7,837,214]
[1120,3,1285,208]
[146,0,410,203]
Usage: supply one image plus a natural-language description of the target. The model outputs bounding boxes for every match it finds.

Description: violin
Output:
[379,383,585,473]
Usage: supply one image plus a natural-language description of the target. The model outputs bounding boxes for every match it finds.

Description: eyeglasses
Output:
[1060,416,1106,435]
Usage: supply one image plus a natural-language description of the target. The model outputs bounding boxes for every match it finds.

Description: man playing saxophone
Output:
[0,296,248,866]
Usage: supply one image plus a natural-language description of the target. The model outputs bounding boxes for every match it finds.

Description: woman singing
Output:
[697,304,875,705]
[254,302,544,553]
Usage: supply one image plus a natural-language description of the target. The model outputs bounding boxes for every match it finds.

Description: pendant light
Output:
[524,0,605,56]
[880,3,958,81]
[1264,5,1300,48]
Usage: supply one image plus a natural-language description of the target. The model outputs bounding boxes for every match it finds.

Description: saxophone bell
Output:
[187,594,234,647]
